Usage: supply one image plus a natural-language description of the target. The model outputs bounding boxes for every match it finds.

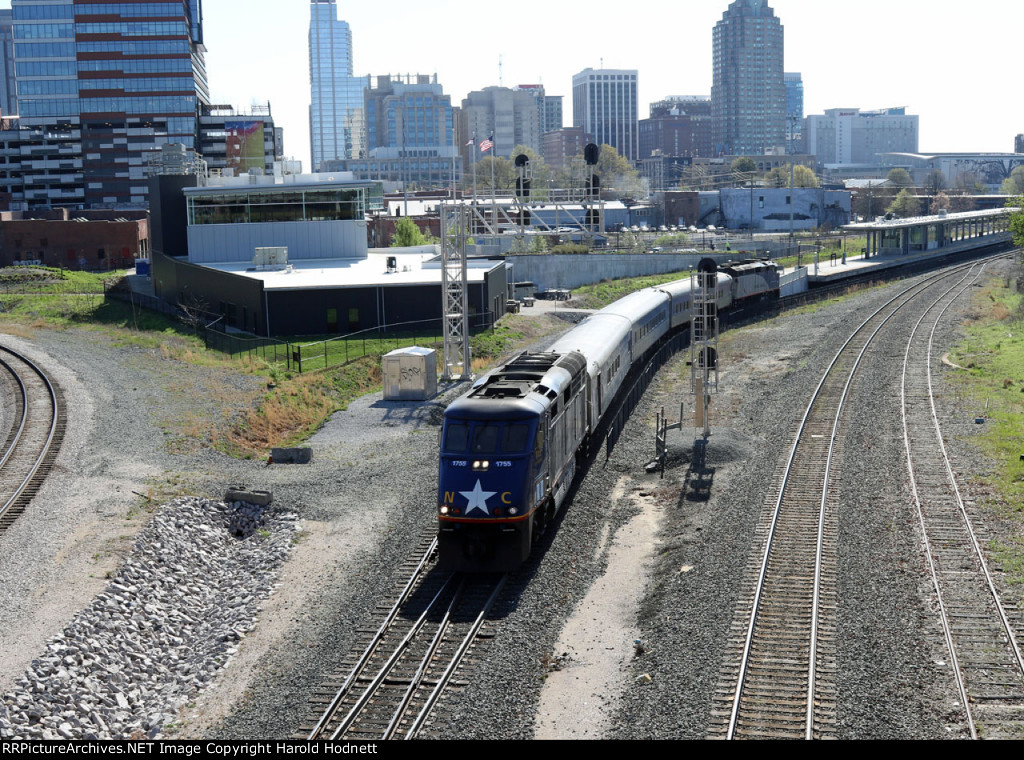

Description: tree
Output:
[731,157,758,175]
[594,144,643,198]
[886,168,915,189]
[948,191,977,212]
[924,169,947,194]
[887,188,921,218]
[178,294,212,335]
[509,144,551,200]
[953,169,986,195]
[391,216,428,247]
[929,192,951,215]
[529,234,549,253]
[464,155,515,194]
[999,166,1024,196]
[765,164,819,188]
[1009,196,1024,249]
[852,181,894,220]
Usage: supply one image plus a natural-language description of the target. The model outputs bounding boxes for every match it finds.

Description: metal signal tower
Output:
[691,258,720,440]
[440,203,473,381]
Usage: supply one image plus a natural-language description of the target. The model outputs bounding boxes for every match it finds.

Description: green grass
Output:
[470,322,525,360]
[0,280,566,459]
[570,270,697,310]
[0,287,387,459]
[772,237,866,270]
[292,329,444,372]
[0,266,126,294]
[990,539,1024,587]
[947,273,1024,597]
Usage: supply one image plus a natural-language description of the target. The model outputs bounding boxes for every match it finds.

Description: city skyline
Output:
[1,0,1017,170]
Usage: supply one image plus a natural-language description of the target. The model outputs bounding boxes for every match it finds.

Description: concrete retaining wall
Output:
[507,253,738,292]
[780,268,809,297]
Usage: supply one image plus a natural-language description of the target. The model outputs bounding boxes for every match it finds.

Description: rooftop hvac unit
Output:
[252,247,289,270]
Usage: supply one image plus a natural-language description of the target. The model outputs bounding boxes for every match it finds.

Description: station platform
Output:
[784,232,1014,287]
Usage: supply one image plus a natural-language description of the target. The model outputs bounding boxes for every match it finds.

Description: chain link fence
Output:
[104,282,495,374]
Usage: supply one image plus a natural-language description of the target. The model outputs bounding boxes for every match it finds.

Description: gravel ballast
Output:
[0,259,1018,740]
[0,497,297,740]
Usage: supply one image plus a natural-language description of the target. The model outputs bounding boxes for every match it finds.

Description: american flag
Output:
[479,137,494,153]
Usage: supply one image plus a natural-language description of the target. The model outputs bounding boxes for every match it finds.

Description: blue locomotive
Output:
[437,261,780,571]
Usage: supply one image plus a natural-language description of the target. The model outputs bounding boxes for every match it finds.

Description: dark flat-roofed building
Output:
[151,172,505,337]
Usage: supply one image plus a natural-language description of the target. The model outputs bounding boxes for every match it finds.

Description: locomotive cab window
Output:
[443,423,470,453]
[471,424,500,454]
[444,421,533,455]
[502,423,531,453]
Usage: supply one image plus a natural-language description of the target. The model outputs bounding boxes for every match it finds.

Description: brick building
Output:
[0,209,148,270]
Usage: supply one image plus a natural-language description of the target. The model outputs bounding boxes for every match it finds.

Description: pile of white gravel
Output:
[0,497,298,740]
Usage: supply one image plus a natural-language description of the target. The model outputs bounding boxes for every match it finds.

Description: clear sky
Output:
[3,0,1021,168]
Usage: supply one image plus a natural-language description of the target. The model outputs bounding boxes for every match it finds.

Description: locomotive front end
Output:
[438,414,540,572]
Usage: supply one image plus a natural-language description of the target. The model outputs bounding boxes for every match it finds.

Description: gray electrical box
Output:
[382,347,438,401]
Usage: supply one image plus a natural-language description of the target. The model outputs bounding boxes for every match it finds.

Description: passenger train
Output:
[437,260,781,571]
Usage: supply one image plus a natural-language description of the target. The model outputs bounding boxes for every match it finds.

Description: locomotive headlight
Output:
[508,507,518,516]
[473,460,490,471]
[439,505,450,515]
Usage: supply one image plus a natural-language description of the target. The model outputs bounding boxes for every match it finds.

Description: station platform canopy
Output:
[843,207,1017,258]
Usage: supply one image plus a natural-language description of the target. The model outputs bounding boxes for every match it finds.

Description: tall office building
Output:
[805,107,919,166]
[516,84,563,136]
[461,86,540,165]
[0,10,15,117]
[324,74,457,189]
[642,96,712,159]
[785,72,803,153]
[309,0,369,171]
[711,0,785,156]
[572,68,638,160]
[11,0,209,207]
[1016,134,1024,154]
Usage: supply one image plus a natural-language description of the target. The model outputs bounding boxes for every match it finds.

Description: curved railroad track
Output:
[301,535,507,741]
[0,343,65,535]
[710,259,1002,740]
[901,259,1024,740]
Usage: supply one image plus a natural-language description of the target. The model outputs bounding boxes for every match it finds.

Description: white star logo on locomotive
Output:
[460,480,497,515]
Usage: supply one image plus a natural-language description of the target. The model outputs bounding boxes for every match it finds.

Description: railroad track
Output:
[0,344,65,535]
[300,534,507,740]
[710,261,1000,739]
[901,259,1024,739]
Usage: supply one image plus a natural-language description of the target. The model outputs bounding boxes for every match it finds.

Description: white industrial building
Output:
[805,108,919,166]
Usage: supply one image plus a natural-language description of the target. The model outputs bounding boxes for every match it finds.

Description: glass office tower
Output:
[11,0,209,207]
[309,0,368,171]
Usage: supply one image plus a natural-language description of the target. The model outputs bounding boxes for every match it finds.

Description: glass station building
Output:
[186,183,384,227]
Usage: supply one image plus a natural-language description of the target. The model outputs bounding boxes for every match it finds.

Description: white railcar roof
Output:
[548,313,631,367]
[595,289,670,323]
[656,277,695,299]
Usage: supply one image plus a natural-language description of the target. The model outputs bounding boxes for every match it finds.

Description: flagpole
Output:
[472,134,477,203]
[490,136,496,240]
